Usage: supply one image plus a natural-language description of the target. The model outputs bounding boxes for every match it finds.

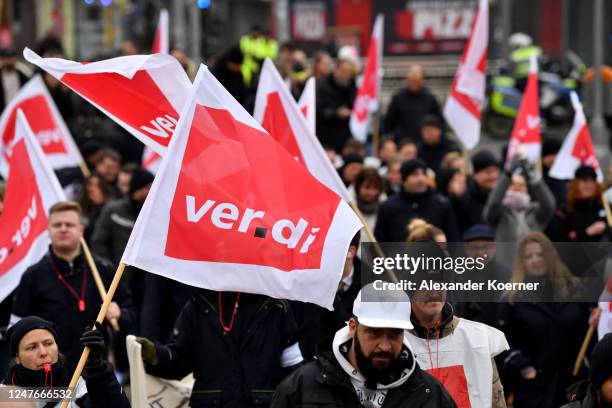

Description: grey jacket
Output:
[483,173,555,267]
[483,172,555,243]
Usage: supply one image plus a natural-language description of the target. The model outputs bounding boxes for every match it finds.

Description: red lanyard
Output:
[218,292,240,333]
[48,254,87,312]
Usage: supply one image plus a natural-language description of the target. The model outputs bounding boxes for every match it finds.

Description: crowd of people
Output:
[0,30,611,408]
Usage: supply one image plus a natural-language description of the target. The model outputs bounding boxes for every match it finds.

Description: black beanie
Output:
[420,114,443,129]
[471,150,498,173]
[400,158,428,180]
[128,167,155,196]
[7,316,59,357]
[590,333,612,389]
[575,165,597,181]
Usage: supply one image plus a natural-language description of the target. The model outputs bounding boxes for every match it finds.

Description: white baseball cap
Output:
[352,283,413,330]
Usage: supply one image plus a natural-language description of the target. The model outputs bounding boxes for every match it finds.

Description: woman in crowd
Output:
[78,173,114,242]
[5,316,129,407]
[350,167,386,231]
[548,165,610,242]
[497,232,591,408]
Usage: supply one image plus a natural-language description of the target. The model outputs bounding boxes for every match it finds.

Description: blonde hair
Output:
[406,218,445,242]
[507,232,578,302]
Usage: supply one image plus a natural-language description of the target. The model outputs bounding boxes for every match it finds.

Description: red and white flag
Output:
[0,75,83,177]
[443,0,488,150]
[349,14,383,143]
[152,9,169,54]
[23,48,191,156]
[141,147,162,174]
[254,59,351,202]
[297,77,316,135]
[121,65,362,309]
[0,110,66,302]
[549,92,602,181]
[597,276,612,339]
[506,55,541,165]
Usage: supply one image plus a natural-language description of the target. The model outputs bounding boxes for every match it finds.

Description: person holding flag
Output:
[4,316,130,407]
[547,165,610,243]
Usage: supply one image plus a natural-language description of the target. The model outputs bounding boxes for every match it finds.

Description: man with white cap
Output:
[271,284,457,407]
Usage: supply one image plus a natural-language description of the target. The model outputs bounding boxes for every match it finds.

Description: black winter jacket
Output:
[140,274,199,343]
[496,301,591,408]
[146,290,300,407]
[374,188,460,242]
[315,74,356,152]
[270,350,457,407]
[383,87,442,140]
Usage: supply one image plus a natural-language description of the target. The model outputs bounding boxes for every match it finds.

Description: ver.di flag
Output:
[254,58,352,202]
[0,74,83,177]
[152,9,169,54]
[349,14,383,143]
[506,55,542,165]
[549,92,603,181]
[121,65,362,309]
[443,0,488,150]
[0,110,66,302]
[297,77,316,135]
[23,48,191,156]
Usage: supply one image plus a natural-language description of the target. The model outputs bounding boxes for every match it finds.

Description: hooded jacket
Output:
[271,325,457,407]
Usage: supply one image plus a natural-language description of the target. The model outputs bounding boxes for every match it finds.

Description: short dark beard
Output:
[353,334,400,389]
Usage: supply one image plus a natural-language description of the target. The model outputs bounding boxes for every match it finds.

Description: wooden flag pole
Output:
[80,237,120,332]
[371,110,381,158]
[78,161,91,178]
[601,192,612,227]
[572,307,601,376]
[60,263,127,408]
[348,201,399,284]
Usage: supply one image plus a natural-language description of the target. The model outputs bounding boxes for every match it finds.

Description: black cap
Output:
[472,150,498,173]
[400,158,428,180]
[590,333,612,389]
[463,224,496,242]
[420,114,443,129]
[575,165,597,181]
[7,316,59,357]
[128,167,155,196]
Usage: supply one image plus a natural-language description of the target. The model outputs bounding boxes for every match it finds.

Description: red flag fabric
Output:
[121,65,362,309]
[549,92,602,180]
[151,9,169,54]
[0,75,83,177]
[0,110,66,301]
[23,48,191,155]
[443,0,488,149]
[297,77,316,135]
[349,14,384,143]
[506,56,542,164]
[254,59,351,202]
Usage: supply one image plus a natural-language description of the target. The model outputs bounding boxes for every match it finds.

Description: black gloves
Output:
[80,322,106,372]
